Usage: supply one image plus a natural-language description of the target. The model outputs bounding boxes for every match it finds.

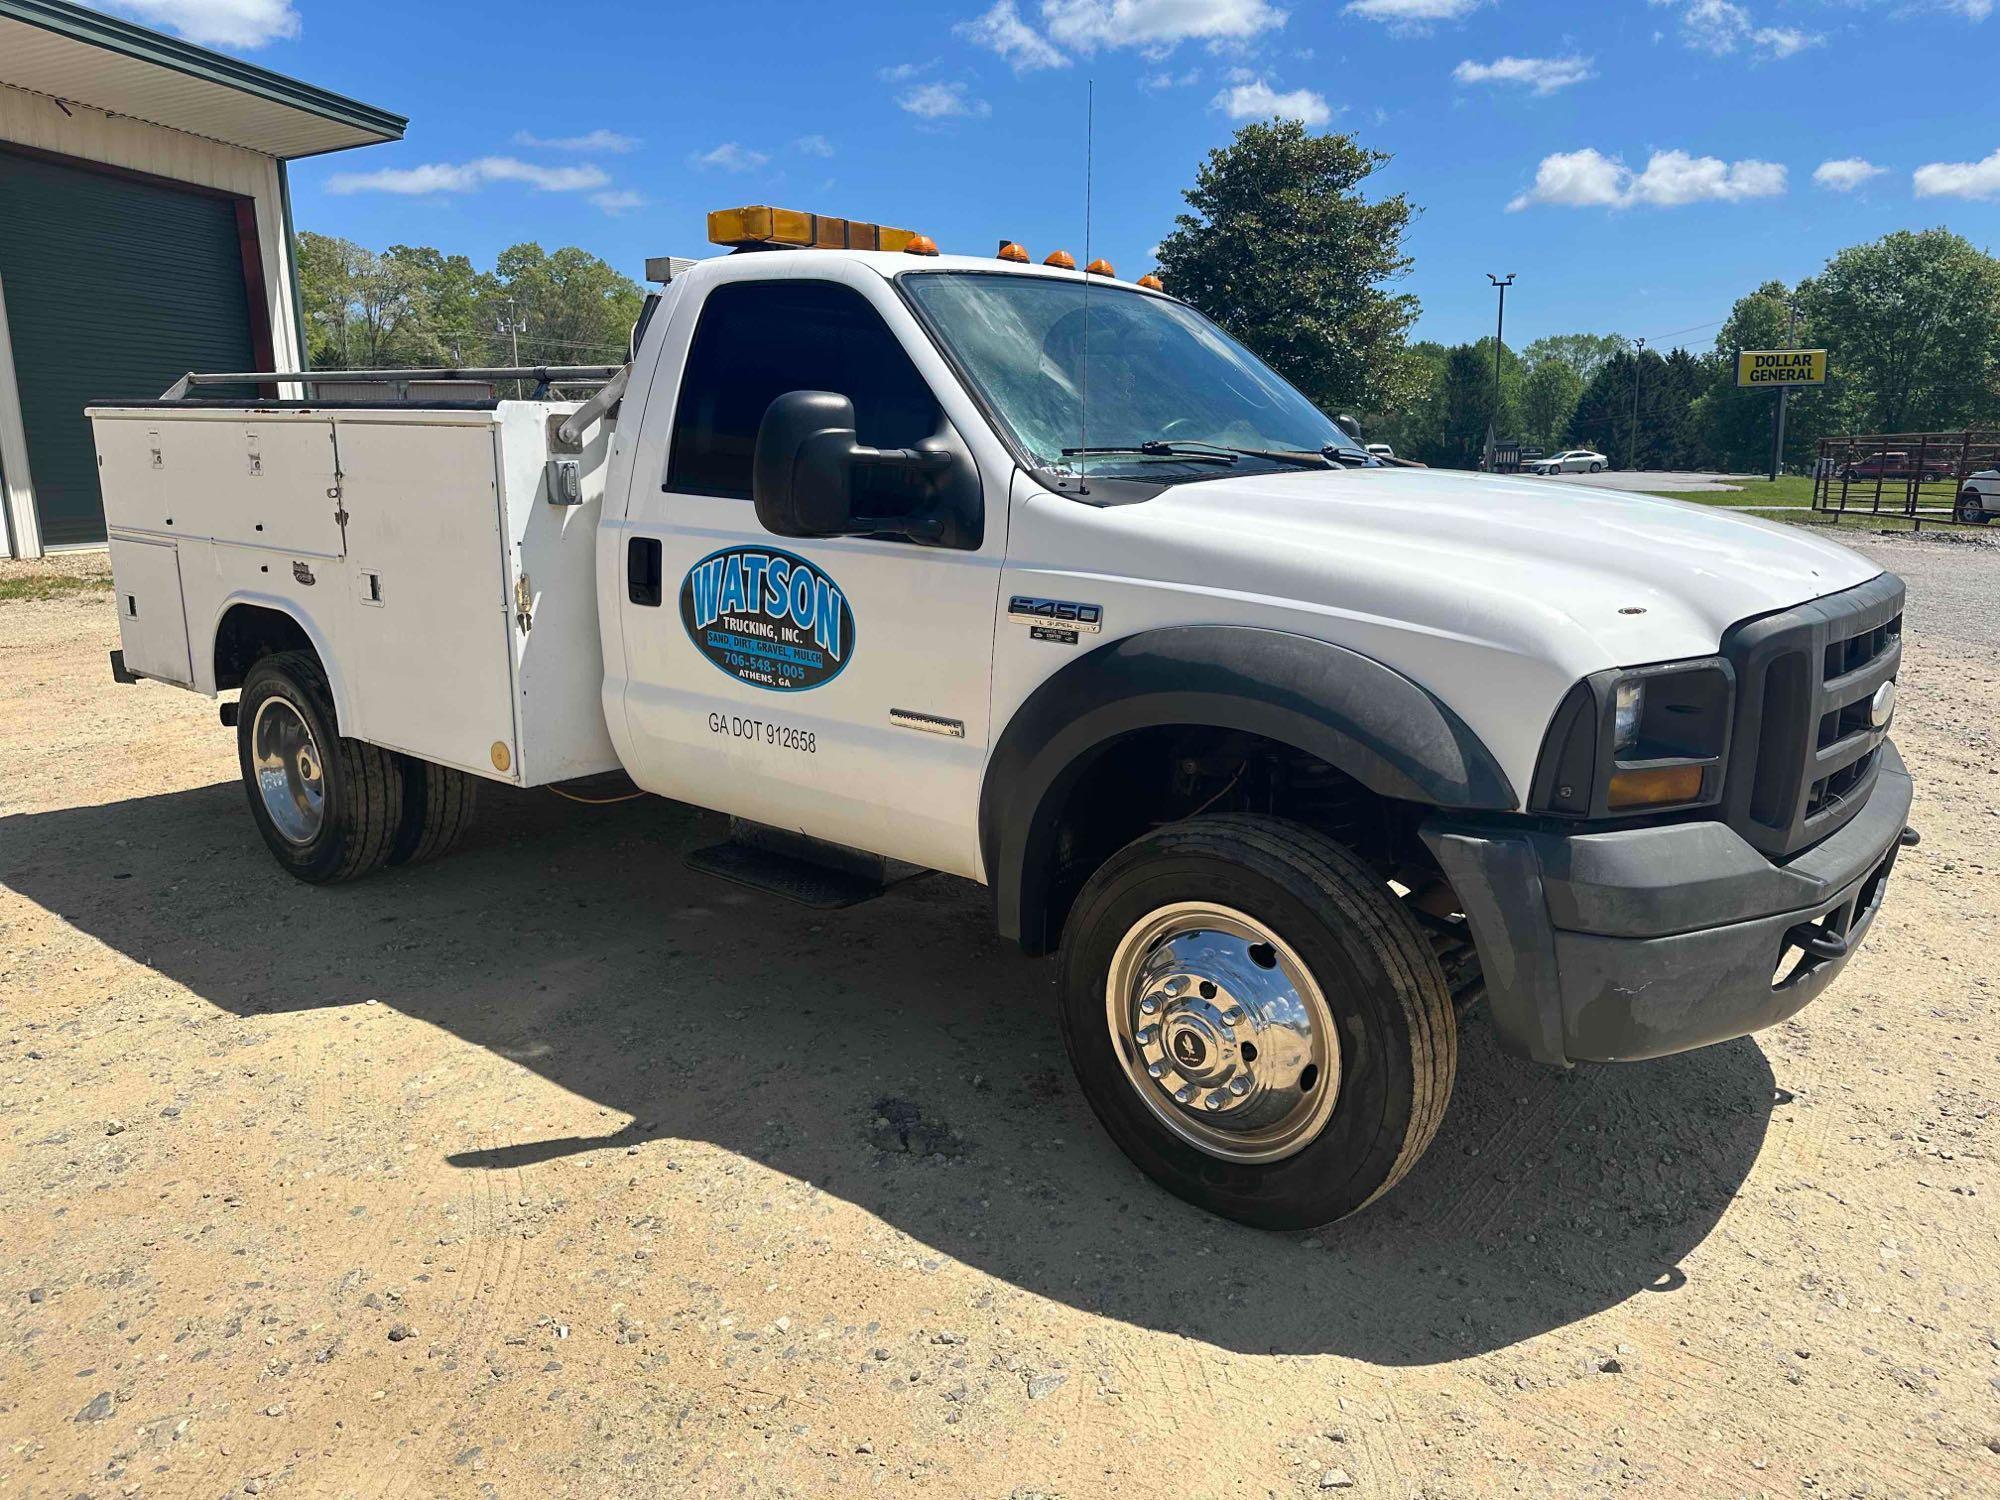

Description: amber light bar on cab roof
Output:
[704,206,1165,288]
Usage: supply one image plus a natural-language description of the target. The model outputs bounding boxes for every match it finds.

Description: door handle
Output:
[628,536,662,607]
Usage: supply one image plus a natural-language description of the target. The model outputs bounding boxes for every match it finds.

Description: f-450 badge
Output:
[681,547,855,691]
[1008,595,1103,646]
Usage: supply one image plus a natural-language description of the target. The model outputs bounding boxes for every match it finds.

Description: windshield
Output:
[900,271,1365,479]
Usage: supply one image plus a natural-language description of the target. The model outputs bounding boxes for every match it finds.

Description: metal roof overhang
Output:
[0,0,405,158]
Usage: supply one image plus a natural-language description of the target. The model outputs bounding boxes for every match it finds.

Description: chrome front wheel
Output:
[251,694,325,845]
[1105,902,1339,1165]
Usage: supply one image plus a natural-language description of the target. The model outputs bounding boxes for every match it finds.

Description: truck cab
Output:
[90,206,1915,1229]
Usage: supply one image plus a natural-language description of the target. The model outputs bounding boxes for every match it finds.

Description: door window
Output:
[666,279,941,515]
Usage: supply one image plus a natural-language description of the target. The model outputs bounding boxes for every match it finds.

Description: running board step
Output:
[683,841,885,908]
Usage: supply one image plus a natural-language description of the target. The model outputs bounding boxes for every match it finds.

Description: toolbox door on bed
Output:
[107,536,193,685]
[326,413,521,781]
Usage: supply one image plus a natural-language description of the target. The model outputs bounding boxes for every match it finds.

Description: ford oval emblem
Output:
[1869,679,1896,729]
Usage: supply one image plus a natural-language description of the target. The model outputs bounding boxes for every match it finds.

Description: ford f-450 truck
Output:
[90,206,1913,1228]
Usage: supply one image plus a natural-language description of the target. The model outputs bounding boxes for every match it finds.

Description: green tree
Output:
[478,242,645,368]
[1690,281,1822,472]
[1522,332,1626,386]
[1519,358,1583,451]
[1794,228,2000,434]
[1154,119,1422,419]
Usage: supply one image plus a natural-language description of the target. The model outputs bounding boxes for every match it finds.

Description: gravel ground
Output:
[1,536,1994,1499]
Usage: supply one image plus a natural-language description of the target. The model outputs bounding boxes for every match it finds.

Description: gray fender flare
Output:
[979,625,1518,952]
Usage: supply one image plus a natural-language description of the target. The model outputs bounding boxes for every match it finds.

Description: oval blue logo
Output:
[679,546,855,692]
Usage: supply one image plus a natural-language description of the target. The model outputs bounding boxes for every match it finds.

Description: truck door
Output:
[618,268,1004,878]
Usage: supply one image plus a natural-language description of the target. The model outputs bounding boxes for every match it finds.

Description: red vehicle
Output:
[1838,450,1950,483]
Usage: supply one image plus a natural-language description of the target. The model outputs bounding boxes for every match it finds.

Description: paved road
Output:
[1524,469,1757,493]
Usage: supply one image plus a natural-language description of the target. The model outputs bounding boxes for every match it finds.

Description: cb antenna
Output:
[1078,77,1094,494]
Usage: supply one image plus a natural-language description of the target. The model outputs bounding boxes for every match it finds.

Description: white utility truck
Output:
[91,206,1914,1228]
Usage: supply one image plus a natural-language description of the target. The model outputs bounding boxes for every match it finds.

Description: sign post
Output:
[1736,348,1828,481]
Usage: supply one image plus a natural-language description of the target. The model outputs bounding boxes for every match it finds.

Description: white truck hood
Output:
[1107,466,1879,668]
[1011,466,1883,800]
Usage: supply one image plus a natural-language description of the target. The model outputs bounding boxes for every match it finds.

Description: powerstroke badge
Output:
[680,547,855,692]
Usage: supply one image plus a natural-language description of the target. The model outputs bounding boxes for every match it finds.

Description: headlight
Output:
[1613,681,1644,755]
[1531,658,1735,819]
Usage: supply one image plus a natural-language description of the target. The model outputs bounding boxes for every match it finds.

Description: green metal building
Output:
[0,0,404,556]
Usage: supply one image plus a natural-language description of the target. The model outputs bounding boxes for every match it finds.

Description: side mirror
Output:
[1335,413,1363,442]
[752,390,974,546]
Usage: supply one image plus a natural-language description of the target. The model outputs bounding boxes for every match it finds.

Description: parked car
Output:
[1530,449,1606,475]
[1365,442,1395,462]
[1958,469,1997,524]
[1838,451,1950,483]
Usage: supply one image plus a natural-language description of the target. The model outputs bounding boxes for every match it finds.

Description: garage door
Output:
[0,147,257,546]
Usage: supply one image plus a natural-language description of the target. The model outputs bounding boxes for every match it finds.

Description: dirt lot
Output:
[2,535,1995,1499]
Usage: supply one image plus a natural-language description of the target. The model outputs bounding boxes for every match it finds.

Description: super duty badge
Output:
[1008,595,1102,645]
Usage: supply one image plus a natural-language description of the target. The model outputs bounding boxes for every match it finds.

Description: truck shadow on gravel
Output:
[1,778,1778,1364]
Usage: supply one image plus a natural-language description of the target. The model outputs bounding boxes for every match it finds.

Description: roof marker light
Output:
[1043,249,1076,269]
[1137,273,1164,291]
[1085,258,1115,277]
[997,240,1030,263]
[905,234,940,256]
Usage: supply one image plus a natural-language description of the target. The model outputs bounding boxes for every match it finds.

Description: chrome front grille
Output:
[1720,573,1904,857]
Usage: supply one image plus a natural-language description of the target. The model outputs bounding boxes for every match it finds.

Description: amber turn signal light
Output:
[1043,249,1075,269]
[1085,258,1115,277]
[1136,273,1164,291]
[1606,764,1704,810]
[997,240,1030,263]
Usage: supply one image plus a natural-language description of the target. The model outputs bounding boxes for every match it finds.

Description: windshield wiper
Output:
[1060,441,1239,466]
[1321,445,1376,467]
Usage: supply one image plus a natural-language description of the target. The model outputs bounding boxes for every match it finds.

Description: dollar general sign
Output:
[1736,349,1828,387]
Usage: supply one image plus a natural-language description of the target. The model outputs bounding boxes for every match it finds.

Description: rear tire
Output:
[237,651,401,884]
[1055,814,1456,1229]
[389,755,478,866]
[1588,461,1604,473]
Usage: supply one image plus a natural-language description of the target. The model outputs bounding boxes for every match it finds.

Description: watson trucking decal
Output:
[680,547,855,692]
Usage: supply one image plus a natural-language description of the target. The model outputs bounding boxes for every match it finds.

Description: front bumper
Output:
[1422,739,1912,1066]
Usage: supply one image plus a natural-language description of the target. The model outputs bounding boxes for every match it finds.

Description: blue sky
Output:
[98,0,2000,348]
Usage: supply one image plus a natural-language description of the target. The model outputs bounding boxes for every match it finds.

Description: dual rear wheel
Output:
[238,651,476,884]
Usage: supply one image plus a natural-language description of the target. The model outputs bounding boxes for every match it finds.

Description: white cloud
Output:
[793,134,836,158]
[1914,148,2000,199]
[1452,54,1594,95]
[1650,0,1822,58]
[513,129,639,153]
[326,157,610,196]
[1041,0,1287,52]
[1813,157,1885,192]
[899,81,992,120]
[1508,147,1786,210]
[1211,78,1333,125]
[1344,0,1487,31]
[99,1,298,48]
[1141,68,1202,89]
[690,142,770,172]
[957,1,1070,71]
[877,59,939,82]
[1930,0,1992,16]
[590,190,646,215]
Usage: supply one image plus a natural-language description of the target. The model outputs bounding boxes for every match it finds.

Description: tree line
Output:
[298,123,2000,473]
[297,232,645,371]
[1159,123,2000,471]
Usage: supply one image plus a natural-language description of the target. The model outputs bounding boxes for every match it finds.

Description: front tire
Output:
[1958,489,1990,525]
[237,651,401,884]
[1056,815,1456,1229]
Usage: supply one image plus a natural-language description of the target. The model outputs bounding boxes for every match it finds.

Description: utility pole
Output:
[1485,273,1515,469]
[1627,336,1647,471]
[1769,300,1796,482]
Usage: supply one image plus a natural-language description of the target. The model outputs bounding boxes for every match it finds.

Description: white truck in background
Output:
[91,205,1915,1229]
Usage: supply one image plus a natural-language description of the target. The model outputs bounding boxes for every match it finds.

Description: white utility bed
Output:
[87,399,619,787]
